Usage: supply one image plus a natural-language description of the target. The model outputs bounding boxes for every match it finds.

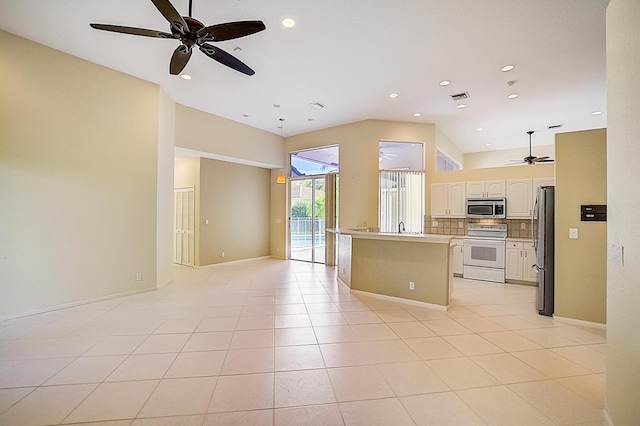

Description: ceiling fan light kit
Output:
[90,0,265,76]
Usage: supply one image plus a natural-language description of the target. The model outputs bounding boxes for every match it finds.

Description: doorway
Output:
[290,177,326,263]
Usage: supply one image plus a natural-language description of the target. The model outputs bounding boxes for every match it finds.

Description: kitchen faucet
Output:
[398,222,405,234]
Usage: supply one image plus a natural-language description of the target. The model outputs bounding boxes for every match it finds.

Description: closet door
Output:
[174,187,195,266]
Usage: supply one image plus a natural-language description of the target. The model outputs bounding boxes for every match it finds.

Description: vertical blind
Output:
[379,171,425,233]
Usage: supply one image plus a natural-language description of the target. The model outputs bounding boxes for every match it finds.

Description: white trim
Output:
[0,287,157,322]
[553,315,606,330]
[350,289,448,311]
[196,255,273,269]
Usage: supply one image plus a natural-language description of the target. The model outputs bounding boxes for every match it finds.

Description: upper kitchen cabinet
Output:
[506,179,533,218]
[506,177,556,218]
[466,180,505,198]
[431,182,466,217]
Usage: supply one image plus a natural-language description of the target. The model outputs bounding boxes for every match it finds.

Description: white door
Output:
[174,187,195,266]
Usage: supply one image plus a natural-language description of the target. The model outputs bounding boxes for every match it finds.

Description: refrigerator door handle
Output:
[532,264,542,273]
[532,195,539,250]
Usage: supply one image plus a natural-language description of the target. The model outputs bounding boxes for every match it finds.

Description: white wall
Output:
[605,0,640,423]
[435,126,464,167]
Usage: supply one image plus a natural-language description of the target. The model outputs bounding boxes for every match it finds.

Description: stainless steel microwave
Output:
[466,198,506,219]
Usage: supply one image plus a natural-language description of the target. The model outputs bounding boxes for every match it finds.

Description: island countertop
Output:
[327,228,454,245]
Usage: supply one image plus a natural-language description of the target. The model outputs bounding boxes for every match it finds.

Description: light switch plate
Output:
[569,228,578,239]
[610,244,624,266]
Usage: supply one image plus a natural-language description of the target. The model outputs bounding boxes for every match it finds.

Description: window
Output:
[378,141,424,233]
[436,149,461,171]
[379,171,425,233]
[290,146,339,176]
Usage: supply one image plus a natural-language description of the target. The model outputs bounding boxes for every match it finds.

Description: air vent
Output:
[310,102,326,109]
[548,124,563,129]
[450,92,470,101]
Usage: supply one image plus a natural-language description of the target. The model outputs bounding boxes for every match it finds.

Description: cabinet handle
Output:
[520,251,523,257]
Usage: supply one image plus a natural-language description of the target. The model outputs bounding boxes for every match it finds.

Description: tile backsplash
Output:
[424,216,534,238]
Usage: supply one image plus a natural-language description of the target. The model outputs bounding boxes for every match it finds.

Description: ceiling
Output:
[0,0,608,153]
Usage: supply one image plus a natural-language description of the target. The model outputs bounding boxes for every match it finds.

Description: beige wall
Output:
[174,157,270,266]
[157,88,176,288]
[554,129,607,324]
[199,158,270,265]
[175,104,284,168]
[284,119,436,230]
[465,145,555,169]
[0,30,161,318]
[605,0,640,423]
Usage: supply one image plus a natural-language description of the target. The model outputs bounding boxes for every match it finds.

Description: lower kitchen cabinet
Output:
[505,241,537,283]
[451,238,463,276]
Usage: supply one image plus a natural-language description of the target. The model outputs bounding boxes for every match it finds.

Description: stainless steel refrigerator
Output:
[532,185,554,316]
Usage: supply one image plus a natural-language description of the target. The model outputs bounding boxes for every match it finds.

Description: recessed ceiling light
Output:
[501,65,515,72]
[485,143,492,147]
[389,93,399,98]
[457,104,466,109]
[476,127,484,131]
[507,93,519,99]
[181,74,191,80]
[439,80,451,86]
[592,111,602,115]
[413,113,421,117]
[281,17,296,28]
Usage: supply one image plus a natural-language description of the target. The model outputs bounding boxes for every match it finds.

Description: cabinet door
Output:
[524,249,538,282]
[448,182,467,217]
[506,179,532,218]
[466,181,485,198]
[505,248,523,281]
[485,180,506,197]
[431,184,449,217]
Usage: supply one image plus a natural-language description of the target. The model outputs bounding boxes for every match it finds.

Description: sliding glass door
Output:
[290,177,326,263]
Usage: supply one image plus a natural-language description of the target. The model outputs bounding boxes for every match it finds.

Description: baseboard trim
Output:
[350,289,448,311]
[197,255,273,268]
[554,315,606,330]
[0,287,157,322]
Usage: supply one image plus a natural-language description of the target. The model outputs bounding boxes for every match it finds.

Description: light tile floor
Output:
[0,258,607,425]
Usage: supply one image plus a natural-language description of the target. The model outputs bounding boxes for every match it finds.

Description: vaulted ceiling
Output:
[0,0,608,153]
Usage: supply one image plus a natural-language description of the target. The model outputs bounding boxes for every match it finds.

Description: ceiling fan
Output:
[512,130,554,165]
[90,0,265,76]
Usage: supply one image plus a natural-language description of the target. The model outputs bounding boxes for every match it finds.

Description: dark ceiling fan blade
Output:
[535,156,550,161]
[535,158,555,163]
[90,23,177,39]
[170,45,192,75]
[197,21,266,42]
[199,43,255,75]
[150,0,189,35]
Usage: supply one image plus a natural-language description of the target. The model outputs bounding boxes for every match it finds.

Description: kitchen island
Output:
[329,229,454,309]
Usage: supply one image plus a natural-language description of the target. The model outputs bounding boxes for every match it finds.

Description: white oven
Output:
[463,224,507,283]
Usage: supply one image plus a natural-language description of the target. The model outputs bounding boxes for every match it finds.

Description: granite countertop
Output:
[327,228,453,244]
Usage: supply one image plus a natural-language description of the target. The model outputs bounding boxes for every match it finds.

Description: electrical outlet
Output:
[432,221,439,227]
[569,228,578,239]
[458,221,464,228]
[221,252,225,258]
[409,281,415,291]
[135,272,142,281]
[521,222,527,229]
